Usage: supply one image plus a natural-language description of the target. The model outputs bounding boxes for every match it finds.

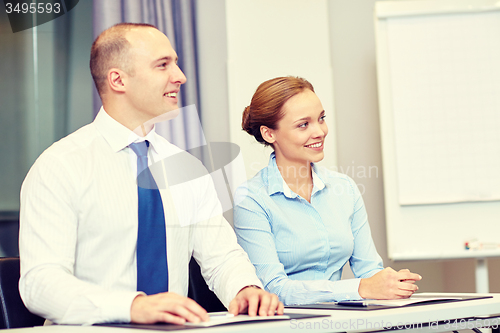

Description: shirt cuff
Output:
[331,278,363,301]
[99,291,144,324]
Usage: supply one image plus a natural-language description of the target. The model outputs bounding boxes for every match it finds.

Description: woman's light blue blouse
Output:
[233,153,383,305]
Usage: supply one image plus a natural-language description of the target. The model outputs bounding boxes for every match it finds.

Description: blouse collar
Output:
[266,152,326,198]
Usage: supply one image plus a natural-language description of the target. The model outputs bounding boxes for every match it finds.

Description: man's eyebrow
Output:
[155,56,178,63]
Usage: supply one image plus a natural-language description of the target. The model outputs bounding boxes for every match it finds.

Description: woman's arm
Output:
[347,178,421,299]
[348,178,385,278]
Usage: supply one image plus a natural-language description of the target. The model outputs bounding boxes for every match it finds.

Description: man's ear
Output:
[260,126,276,145]
[107,68,126,93]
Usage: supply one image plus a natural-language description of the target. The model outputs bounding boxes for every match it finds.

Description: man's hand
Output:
[358,267,422,300]
[130,292,209,325]
[228,286,284,317]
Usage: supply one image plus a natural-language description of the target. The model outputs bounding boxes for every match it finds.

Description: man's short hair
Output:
[90,23,158,97]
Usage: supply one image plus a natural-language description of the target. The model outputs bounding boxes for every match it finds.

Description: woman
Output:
[233,77,421,305]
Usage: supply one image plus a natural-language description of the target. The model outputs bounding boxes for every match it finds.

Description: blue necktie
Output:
[129,141,168,295]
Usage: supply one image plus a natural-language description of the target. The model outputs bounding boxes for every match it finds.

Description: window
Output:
[0,1,93,256]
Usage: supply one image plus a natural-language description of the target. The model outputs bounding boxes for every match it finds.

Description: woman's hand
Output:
[358,267,422,299]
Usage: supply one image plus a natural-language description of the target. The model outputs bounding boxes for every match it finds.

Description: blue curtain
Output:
[92,0,204,151]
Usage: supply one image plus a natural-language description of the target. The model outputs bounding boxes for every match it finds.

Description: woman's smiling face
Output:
[265,89,328,168]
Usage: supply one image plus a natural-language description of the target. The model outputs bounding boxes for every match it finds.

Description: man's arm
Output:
[19,153,139,325]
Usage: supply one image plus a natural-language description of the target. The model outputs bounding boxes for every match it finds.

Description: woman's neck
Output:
[275,155,314,202]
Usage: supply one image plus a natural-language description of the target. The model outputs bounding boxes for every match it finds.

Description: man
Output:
[19,23,283,325]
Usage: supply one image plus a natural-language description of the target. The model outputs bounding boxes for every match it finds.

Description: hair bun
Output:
[242,106,252,134]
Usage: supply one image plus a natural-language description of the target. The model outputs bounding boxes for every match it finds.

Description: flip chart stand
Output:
[475,258,489,293]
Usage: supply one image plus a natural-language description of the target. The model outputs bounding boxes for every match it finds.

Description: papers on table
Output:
[333,296,463,307]
[184,312,291,327]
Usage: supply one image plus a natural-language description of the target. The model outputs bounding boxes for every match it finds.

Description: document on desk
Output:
[98,312,329,330]
[334,296,463,307]
[184,312,289,327]
[286,295,493,311]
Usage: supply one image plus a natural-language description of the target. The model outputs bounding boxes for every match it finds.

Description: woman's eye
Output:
[298,122,308,128]
[159,62,167,68]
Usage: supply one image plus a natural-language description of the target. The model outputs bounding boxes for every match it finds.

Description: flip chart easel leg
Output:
[475,258,489,293]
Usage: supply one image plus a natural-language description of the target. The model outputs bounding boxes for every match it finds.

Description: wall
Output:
[327,0,445,291]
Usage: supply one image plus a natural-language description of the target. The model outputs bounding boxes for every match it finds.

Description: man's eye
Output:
[320,115,326,121]
[159,63,167,68]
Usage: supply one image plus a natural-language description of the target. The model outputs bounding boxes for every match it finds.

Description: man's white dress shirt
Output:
[19,108,262,325]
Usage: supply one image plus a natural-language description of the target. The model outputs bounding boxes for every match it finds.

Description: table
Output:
[8,293,500,333]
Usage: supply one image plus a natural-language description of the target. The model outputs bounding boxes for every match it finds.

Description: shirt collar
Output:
[266,152,326,198]
[311,164,326,195]
[93,107,160,154]
[267,153,286,196]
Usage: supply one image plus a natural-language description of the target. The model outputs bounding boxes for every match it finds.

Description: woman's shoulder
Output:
[234,166,271,203]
